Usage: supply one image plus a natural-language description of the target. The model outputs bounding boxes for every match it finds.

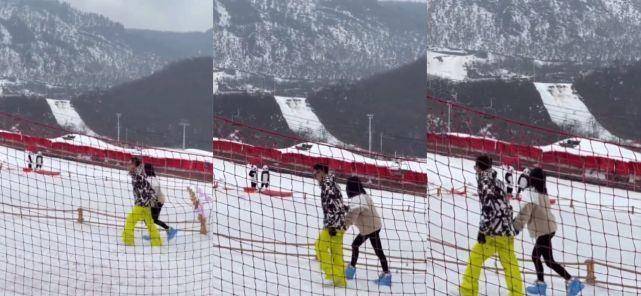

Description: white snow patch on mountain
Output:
[534,83,618,141]
[273,96,341,145]
[426,50,477,81]
[45,99,97,136]
[0,24,11,45]
[0,78,17,96]
[213,71,222,94]
[215,1,230,27]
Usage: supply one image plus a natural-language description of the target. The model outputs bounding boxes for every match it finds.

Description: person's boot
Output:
[566,278,585,296]
[345,265,356,280]
[526,281,547,295]
[374,272,391,287]
[167,227,178,241]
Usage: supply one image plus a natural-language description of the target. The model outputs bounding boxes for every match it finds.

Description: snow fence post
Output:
[77,208,84,223]
[585,259,596,285]
[198,215,208,235]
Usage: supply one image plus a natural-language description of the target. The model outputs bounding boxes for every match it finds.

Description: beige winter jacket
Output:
[513,188,557,238]
[344,194,382,236]
[148,176,167,204]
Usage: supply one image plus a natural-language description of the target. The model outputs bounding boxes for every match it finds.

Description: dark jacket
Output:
[320,174,348,230]
[477,169,515,236]
[130,165,157,207]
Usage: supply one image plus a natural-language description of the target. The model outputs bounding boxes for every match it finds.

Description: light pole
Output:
[116,113,122,142]
[367,114,374,152]
[447,102,451,133]
[179,120,190,149]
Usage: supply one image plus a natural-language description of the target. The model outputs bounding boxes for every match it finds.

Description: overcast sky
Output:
[61,0,212,32]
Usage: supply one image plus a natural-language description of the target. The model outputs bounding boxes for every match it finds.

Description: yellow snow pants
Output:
[122,206,162,247]
[315,228,346,287]
[460,236,523,296]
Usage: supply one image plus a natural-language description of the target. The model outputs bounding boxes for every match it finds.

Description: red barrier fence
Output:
[427,133,641,177]
[213,138,428,187]
[0,129,428,188]
[0,130,213,181]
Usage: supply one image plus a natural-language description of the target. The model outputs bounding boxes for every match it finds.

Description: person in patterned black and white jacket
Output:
[313,163,348,287]
[121,157,162,247]
[460,155,523,296]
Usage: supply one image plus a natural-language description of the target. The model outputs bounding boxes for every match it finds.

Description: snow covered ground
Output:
[212,152,639,295]
[0,146,215,295]
[2,138,638,295]
[274,96,342,145]
[46,99,97,136]
[534,83,618,141]
[425,153,640,296]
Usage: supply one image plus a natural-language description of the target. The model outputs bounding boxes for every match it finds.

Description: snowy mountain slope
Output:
[213,0,426,81]
[0,0,161,90]
[46,99,97,136]
[0,0,209,94]
[574,60,641,142]
[73,57,213,151]
[428,0,641,65]
[534,83,618,141]
[273,96,341,145]
[426,49,528,81]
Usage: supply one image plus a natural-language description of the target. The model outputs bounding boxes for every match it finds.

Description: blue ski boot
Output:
[345,265,356,280]
[374,272,391,287]
[167,227,178,241]
[526,281,547,295]
[567,278,585,296]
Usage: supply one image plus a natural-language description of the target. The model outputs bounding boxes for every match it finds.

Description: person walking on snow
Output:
[249,165,258,189]
[513,167,584,296]
[344,176,391,286]
[460,155,523,296]
[313,163,348,287]
[260,165,270,191]
[122,157,162,247]
[35,151,43,170]
[142,164,178,241]
[26,150,34,170]
[505,165,515,197]
[517,168,531,196]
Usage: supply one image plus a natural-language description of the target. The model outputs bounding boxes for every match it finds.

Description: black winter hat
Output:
[144,163,156,177]
[313,163,329,174]
[475,155,492,171]
[131,156,142,167]
[528,167,547,193]
[346,176,367,198]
